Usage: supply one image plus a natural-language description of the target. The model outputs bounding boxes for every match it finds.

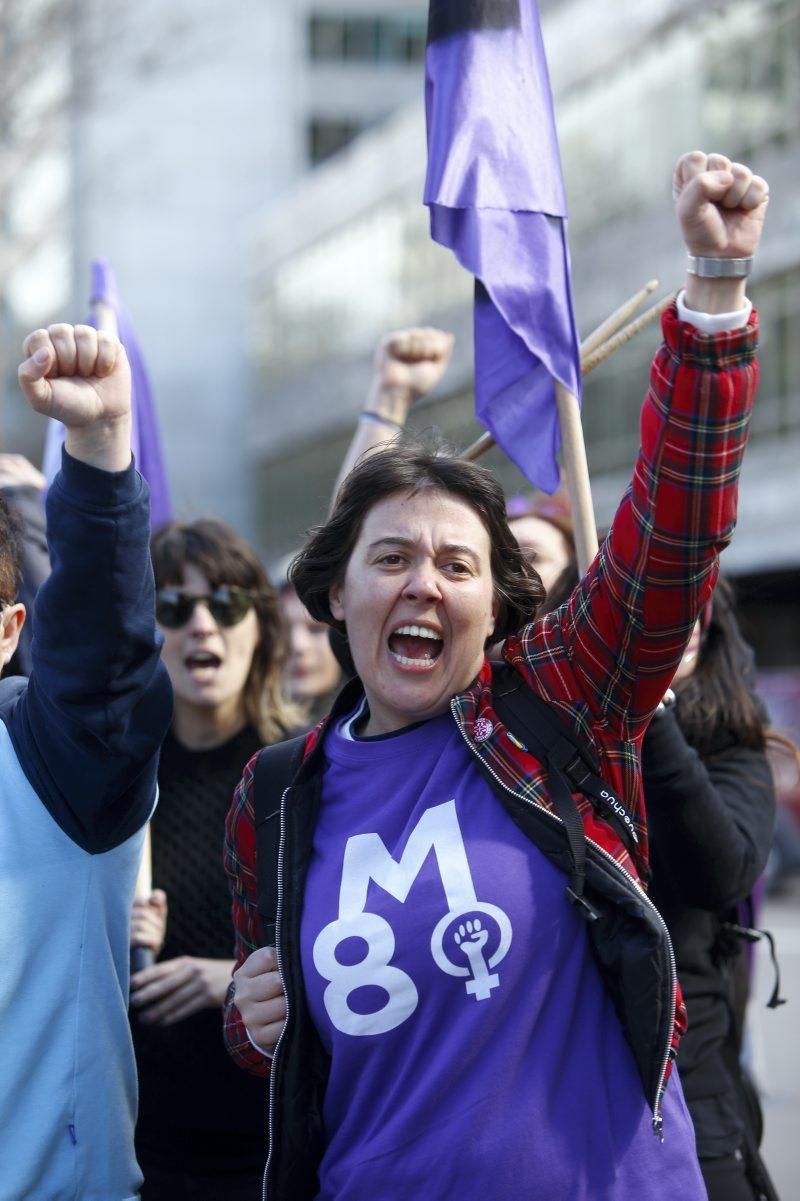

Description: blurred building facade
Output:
[249,0,799,665]
[1,0,427,529]
[0,0,73,453]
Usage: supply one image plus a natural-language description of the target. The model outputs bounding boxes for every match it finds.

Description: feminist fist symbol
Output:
[454,919,498,1001]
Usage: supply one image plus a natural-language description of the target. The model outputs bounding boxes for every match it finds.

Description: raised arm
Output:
[330,326,454,509]
[511,152,769,739]
[4,324,172,851]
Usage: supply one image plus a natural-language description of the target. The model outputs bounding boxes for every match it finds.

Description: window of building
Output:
[343,17,379,60]
[308,12,428,64]
[308,16,345,60]
[307,117,364,165]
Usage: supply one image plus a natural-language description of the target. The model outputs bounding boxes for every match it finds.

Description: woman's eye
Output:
[443,561,471,576]
[377,553,404,567]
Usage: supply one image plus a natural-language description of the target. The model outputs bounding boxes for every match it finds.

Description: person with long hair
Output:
[643,579,785,1200]
[221,153,770,1200]
[129,519,301,1200]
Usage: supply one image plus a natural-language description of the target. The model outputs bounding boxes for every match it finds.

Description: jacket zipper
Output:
[450,700,676,1138]
[263,785,291,1201]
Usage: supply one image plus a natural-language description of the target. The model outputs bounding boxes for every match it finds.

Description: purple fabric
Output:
[299,709,707,1201]
[425,0,581,492]
[42,259,172,529]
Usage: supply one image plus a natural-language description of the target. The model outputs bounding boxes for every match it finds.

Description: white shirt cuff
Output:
[245,1025,274,1060]
[676,289,752,333]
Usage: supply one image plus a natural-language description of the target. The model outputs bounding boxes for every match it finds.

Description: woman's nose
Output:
[186,599,218,633]
[402,563,442,602]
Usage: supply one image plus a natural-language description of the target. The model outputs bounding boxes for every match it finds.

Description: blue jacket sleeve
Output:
[1,448,173,852]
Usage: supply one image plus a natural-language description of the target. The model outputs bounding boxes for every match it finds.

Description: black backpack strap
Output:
[253,734,307,946]
[492,669,640,920]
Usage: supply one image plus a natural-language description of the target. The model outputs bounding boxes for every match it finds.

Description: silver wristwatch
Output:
[686,255,753,279]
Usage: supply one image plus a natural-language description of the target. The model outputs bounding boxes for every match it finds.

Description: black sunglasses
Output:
[155,586,258,630]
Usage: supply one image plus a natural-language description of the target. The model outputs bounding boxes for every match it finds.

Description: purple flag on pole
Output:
[425,0,581,492]
[42,259,173,529]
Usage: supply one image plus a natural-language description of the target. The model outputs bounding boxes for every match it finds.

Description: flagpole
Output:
[130,828,155,975]
[462,282,671,477]
[91,288,156,972]
[98,282,155,976]
[91,298,119,337]
[555,382,598,575]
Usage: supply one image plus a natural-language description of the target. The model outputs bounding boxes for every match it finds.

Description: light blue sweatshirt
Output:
[0,451,172,1200]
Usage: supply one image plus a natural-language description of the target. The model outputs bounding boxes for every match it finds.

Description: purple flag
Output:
[425,0,581,492]
[43,259,172,529]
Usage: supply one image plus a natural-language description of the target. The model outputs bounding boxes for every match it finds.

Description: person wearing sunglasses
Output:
[128,518,302,1201]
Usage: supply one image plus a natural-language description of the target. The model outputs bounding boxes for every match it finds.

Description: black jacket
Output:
[643,707,775,1159]
[257,672,681,1201]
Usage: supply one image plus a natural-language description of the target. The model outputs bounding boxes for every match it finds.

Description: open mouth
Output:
[387,624,443,669]
[185,650,222,672]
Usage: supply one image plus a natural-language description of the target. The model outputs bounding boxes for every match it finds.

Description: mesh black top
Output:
[133,726,268,1166]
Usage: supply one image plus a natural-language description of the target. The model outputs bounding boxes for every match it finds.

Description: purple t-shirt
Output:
[299,708,707,1201]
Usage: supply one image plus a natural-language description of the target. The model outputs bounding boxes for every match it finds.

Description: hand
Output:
[230,946,287,1054]
[367,327,455,423]
[130,956,235,1025]
[673,151,769,259]
[17,324,132,472]
[673,151,769,314]
[130,889,168,957]
[0,454,47,492]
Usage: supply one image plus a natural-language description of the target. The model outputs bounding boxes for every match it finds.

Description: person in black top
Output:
[643,580,783,1201]
[543,555,782,1199]
[129,518,301,1200]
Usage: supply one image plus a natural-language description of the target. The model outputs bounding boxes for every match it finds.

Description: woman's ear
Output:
[489,595,500,639]
[329,582,345,623]
[0,603,26,670]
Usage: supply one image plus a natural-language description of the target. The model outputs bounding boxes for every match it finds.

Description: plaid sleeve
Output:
[512,304,759,738]
[223,751,271,1077]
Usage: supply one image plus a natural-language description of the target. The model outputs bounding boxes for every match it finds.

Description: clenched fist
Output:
[673,151,769,316]
[18,323,132,472]
[230,946,287,1056]
[370,327,455,423]
[673,150,769,261]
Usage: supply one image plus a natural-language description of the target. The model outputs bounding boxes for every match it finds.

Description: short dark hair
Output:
[0,495,23,606]
[290,436,544,645]
[150,518,301,743]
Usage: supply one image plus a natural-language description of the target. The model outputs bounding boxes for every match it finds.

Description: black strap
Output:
[253,734,307,944]
[492,681,598,921]
[494,673,640,856]
[492,672,644,921]
[251,679,634,932]
[722,922,787,1010]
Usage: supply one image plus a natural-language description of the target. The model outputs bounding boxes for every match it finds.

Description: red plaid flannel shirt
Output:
[223,304,759,1077]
